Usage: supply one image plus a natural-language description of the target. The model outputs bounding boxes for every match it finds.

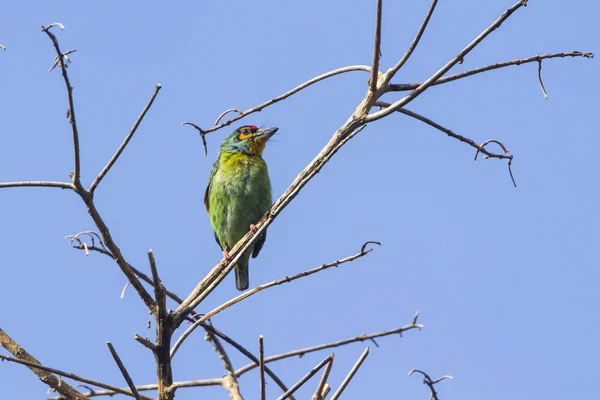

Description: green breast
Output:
[208,152,272,248]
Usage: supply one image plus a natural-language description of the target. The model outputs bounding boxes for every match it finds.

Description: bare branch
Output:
[204,330,242,400]
[312,354,334,400]
[66,235,186,306]
[89,83,162,193]
[388,51,594,92]
[0,44,5,51]
[173,122,367,324]
[182,65,371,137]
[133,334,156,351]
[171,242,377,357]
[214,108,243,126]
[277,355,333,400]
[374,101,516,186]
[0,346,151,399]
[146,250,174,400]
[387,0,439,78]
[369,0,530,122]
[330,347,370,400]
[52,379,225,399]
[41,23,82,187]
[537,60,548,99]
[409,369,453,400]
[234,315,423,377]
[259,336,266,400]
[106,342,142,400]
[369,0,383,92]
[0,181,73,189]
[0,329,87,400]
[181,122,209,156]
[203,324,294,399]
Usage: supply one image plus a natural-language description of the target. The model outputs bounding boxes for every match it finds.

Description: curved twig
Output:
[181,122,209,156]
[409,369,453,400]
[182,65,371,137]
[214,108,243,126]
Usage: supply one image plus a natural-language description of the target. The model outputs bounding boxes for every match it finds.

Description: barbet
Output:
[204,125,277,291]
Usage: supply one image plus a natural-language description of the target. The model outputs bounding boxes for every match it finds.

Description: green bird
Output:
[204,125,277,291]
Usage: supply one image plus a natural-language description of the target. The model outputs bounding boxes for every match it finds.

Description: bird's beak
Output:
[254,127,278,142]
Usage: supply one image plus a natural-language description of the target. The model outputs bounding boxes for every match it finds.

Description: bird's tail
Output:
[235,263,249,291]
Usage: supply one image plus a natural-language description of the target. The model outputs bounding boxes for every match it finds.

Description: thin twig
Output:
[369,0,530,122]
[474,139,517,187]
[204,324,295,399]
[312,354,334,400]
[181,122,209,156]
[409,369,453,400]
[41,23,82,187]
[234,314,423,377]
[369,0,383,92]
[374,101,516,186]
[259,336,266,400]
[329,347,370,400]
[89,84,162,193]
[388,51,594,91]
[387,0,439,77]
[205,330,242,400]
[537,60,548,99]
[181,65,371,137]
[0,44,5,51]
[0,181,73,189]
[171,242,378,357]
[67,239,185,305]
[214,108,243,126]
[106,342,142,400]
[277,355,333,400]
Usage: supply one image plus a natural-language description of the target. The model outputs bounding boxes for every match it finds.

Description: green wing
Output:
[204,159,222,249]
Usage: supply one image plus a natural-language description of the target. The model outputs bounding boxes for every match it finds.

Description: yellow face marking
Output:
[248,138,267,155]
[238,132,253,140]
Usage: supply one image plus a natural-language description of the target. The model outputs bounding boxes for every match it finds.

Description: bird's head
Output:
[220,125,278,156]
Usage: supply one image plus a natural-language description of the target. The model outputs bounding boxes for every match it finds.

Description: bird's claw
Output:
[249,224,258,234]
[222,246,232,263]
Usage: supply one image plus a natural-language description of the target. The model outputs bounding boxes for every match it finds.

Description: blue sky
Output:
[0,1,598,399]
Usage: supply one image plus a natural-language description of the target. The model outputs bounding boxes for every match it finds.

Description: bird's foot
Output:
[222,246,232,263]
[249,224,258,234]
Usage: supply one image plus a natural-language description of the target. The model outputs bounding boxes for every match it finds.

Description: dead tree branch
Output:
[369,0,383,92]
[312,354,334,400]
[0,329,87,400]
[277,354,333,400]
[388,51,594,92]
[106,342,142,400]
[41,23,82,188]
[388,0,439,77]
[374,101,516,186]
[89,84,162,193]
[171,242,379,357]
[330,347,370,400]
[409,369,453,400]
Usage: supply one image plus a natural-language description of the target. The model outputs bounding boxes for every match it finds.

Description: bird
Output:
[204,125,277,291]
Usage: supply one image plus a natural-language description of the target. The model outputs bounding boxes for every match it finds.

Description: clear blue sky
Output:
[1,1,598,399]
